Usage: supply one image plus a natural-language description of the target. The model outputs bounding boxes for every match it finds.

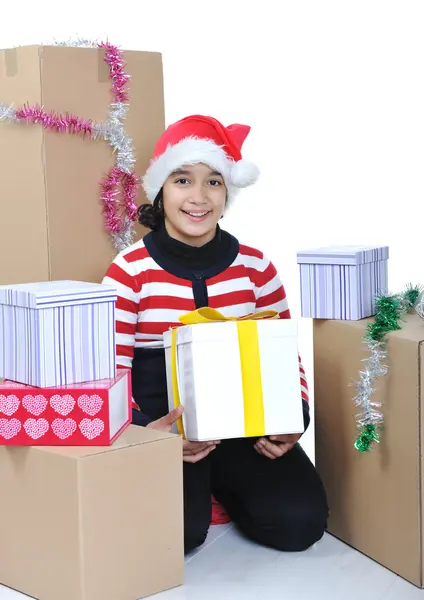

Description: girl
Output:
[102,114,328,554]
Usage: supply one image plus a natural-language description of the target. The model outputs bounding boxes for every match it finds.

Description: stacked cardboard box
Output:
[0,43,165,285]
[0,280,184,599]
[0,44,184,600]
[297,244,424,588]
[0,279,132,446]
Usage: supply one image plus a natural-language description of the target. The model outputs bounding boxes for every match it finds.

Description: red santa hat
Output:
[142,114,259,204]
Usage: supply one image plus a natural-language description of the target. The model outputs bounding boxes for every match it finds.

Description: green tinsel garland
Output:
[353,284,422,453]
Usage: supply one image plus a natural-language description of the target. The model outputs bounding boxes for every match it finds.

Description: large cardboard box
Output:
[314,312,424,587]
[164,315,305,441]
[0,44,164,285]
[0,424,184,600]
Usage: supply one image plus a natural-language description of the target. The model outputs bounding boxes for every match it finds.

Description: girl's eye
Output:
[175,178,190,185]
[208,179,222,186]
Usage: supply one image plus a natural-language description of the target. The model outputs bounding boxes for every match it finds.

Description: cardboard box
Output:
[0,44,165,285]
[297,245,389,320]
[164,318,305,441]
[0,424,184,600]
[0,368,131,445]
[0,280,117,387]
[314,312,424,587]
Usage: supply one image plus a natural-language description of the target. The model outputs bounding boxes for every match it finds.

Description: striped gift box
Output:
[0,280,117,387]
[296,245,389,320]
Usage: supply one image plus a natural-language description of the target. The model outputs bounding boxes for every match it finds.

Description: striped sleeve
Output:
[102,253,140,370]
[253,256,309,406]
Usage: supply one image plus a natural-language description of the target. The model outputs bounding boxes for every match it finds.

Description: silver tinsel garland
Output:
[352,286,423,452]
[352,339,387,430]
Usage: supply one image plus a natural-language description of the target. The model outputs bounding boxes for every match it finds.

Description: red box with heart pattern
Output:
[0,368,131,445]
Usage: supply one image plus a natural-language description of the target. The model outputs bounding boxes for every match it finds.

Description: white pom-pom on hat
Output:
[229,159,260,188]
[142,115,259,204]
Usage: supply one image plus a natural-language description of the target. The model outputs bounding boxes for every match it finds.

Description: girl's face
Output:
[162,163,227,246]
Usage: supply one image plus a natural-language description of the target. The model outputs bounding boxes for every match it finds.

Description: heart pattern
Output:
[51,418,77,440]
[50,394,75,416]
[22,394,48,416]
[0,418,21,439]
[0,394,20,416]
[78,394,103,416]
[79,418,104,440]
[23,418,49,439]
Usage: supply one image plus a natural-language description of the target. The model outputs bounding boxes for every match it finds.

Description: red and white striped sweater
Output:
[103,232,309,413]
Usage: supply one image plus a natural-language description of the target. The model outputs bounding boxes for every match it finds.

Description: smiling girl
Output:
[102,114,328,554]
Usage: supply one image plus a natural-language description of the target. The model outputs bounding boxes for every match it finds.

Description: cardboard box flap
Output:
[33,425,178,458]
[389,312,424,343]
[329,312,424,343]
[297,245,389,266]
[0,280,117,309]
[164,318,298,347]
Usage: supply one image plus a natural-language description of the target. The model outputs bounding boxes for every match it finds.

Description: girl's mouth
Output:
[181,210,212,222]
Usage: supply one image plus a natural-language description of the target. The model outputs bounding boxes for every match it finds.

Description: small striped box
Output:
[0,280,117,387]
[297,245,389,320]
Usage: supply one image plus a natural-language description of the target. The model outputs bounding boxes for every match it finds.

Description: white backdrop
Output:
[2,0,424,460]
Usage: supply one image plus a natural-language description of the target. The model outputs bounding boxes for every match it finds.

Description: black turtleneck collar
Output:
[143,222,240,282]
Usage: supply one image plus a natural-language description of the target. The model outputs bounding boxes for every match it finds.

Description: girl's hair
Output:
[137,190,164,231]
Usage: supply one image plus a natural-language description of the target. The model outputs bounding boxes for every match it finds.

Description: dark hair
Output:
[137,190,164,231]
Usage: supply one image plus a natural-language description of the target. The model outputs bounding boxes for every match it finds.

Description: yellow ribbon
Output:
[178,307,279,325]
[170,328,185,437]
[171,308,279,438]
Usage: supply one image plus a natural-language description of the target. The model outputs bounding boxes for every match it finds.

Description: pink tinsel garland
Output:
[15,105,93,137]
[99,41,131,104]
[101,167,139,233]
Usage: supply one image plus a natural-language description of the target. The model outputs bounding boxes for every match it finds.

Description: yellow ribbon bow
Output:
[170,308,280,438]
[178,307,279,325]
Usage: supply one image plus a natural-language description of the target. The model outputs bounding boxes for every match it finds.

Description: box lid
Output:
[0,367,129,390]
[0,280,117,309]
[296,245,389,266]
[163,318,298,347]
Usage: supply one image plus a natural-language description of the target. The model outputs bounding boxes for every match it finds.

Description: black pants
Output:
[133,409,328,554]
[183,437,328,554]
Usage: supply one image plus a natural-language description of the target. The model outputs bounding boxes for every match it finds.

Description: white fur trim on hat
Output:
[142,137,259,203]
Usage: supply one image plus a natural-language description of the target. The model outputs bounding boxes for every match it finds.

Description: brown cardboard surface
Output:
[0,425,184,600]
[0,46,48,284]
[314,312,424,587]
[0,45,164,285]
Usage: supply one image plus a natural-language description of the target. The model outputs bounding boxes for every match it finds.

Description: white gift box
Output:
[0,280,117,388]
[164,316,305,442]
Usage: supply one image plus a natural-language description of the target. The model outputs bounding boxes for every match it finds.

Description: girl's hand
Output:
[146,405,184,433]
[147,407,220,462]
[183,439,220,463]
[254,433,301,460]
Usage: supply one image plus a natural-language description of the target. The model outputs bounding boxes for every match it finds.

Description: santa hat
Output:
[142,114,259,204]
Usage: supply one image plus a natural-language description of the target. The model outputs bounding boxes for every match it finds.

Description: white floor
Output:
[154,525,424,600]
[1,525,423,600]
